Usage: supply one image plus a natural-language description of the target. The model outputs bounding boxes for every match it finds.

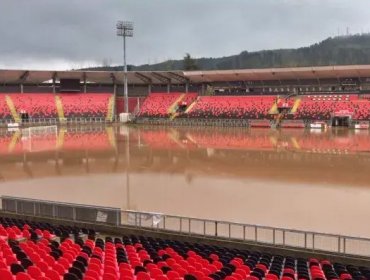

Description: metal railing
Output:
[1,196,370,258]
[0,196,121,226]
[120,210,370,258]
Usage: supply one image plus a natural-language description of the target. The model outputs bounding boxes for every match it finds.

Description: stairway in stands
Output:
[5,95,20,123]
[185,100,198,114]
[290,98,301,114]
[269,98,280,115]
[168,94,185,120]
[55,96,65,122]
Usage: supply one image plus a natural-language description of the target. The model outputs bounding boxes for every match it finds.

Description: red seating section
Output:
[0,216,368,280]
[138,93,198,118]
[137,93,369,121]
[0,92,368,122]
[59,93,111,118]
[0,93,113,120]
[188,96,275,119]
[294,95,370,120]
[116,97,145,114]
[138,93,181,117]
[10,94,57,118]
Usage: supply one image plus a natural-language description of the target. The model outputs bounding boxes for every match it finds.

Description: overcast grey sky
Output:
[0,0,370,70]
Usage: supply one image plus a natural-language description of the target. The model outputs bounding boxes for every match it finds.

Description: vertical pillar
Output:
[148,84,151,95]
[52,78,56,94]
[167,83,170,93]
[20,84,24,93]
[185,82,189,93]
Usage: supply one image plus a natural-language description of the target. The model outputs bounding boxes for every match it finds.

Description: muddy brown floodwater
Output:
[0,125,369,238]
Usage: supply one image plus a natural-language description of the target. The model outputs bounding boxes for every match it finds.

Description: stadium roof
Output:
[184,65,370,82]
[1,65,370,85]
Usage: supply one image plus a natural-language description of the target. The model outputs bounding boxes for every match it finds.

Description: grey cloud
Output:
[0,0,370,69]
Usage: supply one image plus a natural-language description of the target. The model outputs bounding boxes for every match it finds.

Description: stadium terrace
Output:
[0,65,369,129]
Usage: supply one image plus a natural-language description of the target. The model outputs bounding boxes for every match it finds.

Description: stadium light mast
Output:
[116,21,134,114]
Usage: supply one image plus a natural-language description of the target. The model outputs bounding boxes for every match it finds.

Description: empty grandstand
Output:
[0,65,370,128]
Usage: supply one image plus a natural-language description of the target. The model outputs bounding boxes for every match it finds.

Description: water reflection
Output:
[0,125,369,237]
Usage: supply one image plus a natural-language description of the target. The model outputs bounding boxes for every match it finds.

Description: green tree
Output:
[183,53,199,70]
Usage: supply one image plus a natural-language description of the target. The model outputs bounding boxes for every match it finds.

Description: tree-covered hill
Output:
[85,34,370,71]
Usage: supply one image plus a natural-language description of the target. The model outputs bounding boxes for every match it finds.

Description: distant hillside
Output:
[86,34,370,71]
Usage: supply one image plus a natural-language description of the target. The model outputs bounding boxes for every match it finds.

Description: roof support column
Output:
[52,72,57,94]
[83,73,87,93]
[167,83,170,93]
[148,84,152,95]
[185,82,189,93]
[18,71,29,93]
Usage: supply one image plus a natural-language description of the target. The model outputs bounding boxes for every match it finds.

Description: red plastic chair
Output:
[45,270,60,280]
[53,263,65,276]
[85,269,100,279]
[137,272,151,280]
[103,272,119,280]
[16,272,32,280]
[0,268,15,280]
[28,265,43,279]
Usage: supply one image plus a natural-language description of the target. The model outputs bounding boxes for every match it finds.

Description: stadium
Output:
[0,1,370,280]
[0,65,369,129]
[0,64,368,279]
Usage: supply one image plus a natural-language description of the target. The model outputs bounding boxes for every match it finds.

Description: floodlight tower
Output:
[116,21,134,114]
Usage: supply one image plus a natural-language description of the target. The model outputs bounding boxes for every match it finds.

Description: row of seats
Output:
[294,100,370,120]
[187,96,275,119]
[116,98,145,114]
[0,216,369,280]
[138,93,370,121]
[0,94,113,119]
[59,94,111,118]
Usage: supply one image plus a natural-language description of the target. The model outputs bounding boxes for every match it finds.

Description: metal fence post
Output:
[338,236,341,253]
[180,217,182,232]
[72,207,76,221]
[243,225,246,241]
[304,232,307,249]
[344,237,346,254]
[255,226,258,242]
